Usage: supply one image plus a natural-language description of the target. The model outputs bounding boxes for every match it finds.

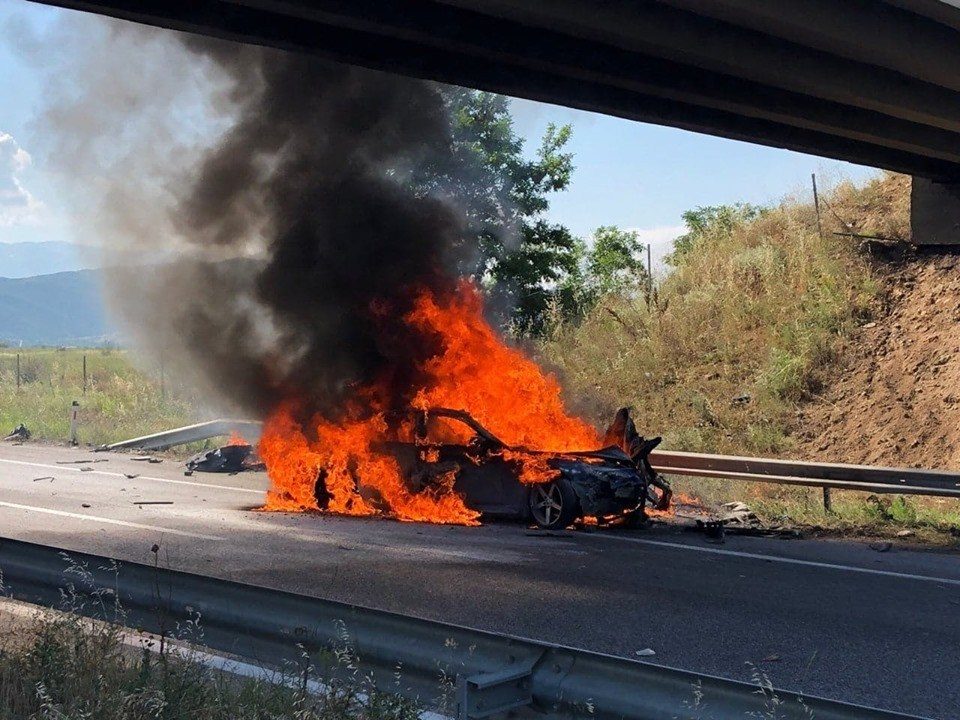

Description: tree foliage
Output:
[421,89,578,334]
[666,203,764,266]
[586,225,648,295]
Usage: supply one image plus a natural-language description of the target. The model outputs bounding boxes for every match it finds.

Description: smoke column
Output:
[30,14,474,421]
[156,38,469,418]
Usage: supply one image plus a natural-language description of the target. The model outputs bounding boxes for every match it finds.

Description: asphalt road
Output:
[0,442,958,718]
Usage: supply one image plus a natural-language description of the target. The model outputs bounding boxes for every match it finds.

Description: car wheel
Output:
[529,478,579,529]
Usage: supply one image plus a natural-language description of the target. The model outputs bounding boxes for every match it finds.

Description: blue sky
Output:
[0,0,879,263]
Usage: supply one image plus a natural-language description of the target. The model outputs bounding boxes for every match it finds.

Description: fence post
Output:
[15,353,20,390]
[160,351,166,401]
[69,400,80,446]
[646,243,653,308]
[811,173,825,241]
[82,354,87,396]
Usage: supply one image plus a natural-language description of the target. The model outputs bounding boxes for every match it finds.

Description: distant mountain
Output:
[0,242,95,279]
[0,269,117,346]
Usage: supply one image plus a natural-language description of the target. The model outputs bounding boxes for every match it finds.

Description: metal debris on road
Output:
[3,424,30,442]
[124,474,139,479]
[132,501,174,506]
[32,476,54,482]
[56,459,108,465]
[635,648,656,657]
[81,503,91,508]
[187,443,257,473]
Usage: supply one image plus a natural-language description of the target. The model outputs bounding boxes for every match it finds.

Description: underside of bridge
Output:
[32,0,960,243]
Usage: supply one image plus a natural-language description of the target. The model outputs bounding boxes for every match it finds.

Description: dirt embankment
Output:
[796,252,960,469]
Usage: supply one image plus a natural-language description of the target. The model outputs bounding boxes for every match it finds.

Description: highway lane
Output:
[0,442,957,718]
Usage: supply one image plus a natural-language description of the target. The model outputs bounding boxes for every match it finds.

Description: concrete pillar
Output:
[911,177,960,245]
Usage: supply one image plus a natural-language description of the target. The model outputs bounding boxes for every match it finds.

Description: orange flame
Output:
[259,281,601,524]
[226,431,248,446]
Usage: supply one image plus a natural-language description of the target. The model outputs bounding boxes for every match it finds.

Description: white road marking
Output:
[0,500,223,540]
[0,457,262,495]
[579,533,960,587]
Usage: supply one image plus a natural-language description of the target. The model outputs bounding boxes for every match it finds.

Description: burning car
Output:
[312,407,671,529]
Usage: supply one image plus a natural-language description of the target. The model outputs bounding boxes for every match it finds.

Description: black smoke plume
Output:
[114,36,469,419]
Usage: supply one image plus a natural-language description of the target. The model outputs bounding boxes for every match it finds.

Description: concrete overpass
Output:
[32,0,960,242]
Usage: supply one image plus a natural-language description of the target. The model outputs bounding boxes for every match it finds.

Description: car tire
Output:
[528,478,580,529]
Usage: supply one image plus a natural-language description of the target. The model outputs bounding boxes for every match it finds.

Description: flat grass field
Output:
[0,347,195,447]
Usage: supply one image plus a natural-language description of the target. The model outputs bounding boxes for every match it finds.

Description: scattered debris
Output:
[3,424,30,442]
[56,459,108,465]
[635,649,656,657]
[124,473,139,479]
[896,529,915,538]
[148,458,163,464]
[701,519,725,543]
[718,501,762,527]
[685,501,764,543]
[525,530,567,538]
[187,443,258,473]
[869,541,893,553]
[862,322,877,329]
[131,456,161,463]
[32,476,54,482]
[731,393,751,406]
[79,466,94,472]
[81,503,91,508]
[184,470,194,476]
[132,501,174,506]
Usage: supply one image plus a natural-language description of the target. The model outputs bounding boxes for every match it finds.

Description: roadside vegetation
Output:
[540,176,894,456]
[0,602,423,720]
[540,172,960,541]
[0,596,807,720]
[0,347,194,446]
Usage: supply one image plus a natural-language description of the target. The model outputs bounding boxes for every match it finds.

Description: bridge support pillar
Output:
[911,177,960,245]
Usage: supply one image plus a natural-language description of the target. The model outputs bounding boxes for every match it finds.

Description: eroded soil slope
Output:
[796,252,960,469]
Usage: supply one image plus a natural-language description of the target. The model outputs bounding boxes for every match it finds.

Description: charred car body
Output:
[314,406,671,529]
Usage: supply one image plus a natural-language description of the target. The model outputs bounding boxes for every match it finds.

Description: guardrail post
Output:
[822,486,833,512]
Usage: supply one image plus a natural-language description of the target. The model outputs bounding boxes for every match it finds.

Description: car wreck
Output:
[313,406,671,529]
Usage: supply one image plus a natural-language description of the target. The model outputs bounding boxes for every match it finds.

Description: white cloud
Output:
[626,224,686,274]
[0,132,43,227]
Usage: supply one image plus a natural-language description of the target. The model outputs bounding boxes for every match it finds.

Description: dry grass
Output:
[540,176,888,455]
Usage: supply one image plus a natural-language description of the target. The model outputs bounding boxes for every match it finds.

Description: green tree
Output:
[666,203,764,265]
[423,89,578,334]
[586,225,648,295]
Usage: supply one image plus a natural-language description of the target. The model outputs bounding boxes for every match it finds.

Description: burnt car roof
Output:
[410,406,636,463]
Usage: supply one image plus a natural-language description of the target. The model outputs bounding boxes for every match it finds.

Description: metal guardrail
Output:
[0,537,923,720]
[649,450,960,498]
[104,419,960,499]
[101,419,263,451]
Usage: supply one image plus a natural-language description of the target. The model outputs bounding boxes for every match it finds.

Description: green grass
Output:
[671,474,960,544]
[0,348,196,447]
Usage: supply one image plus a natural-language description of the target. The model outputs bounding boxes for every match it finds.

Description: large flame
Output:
[259,281,601,524]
